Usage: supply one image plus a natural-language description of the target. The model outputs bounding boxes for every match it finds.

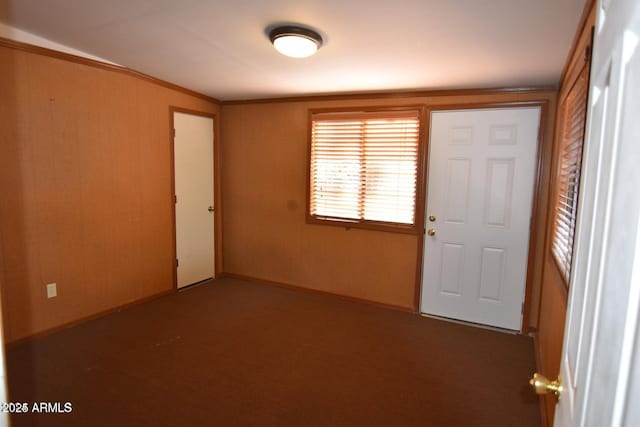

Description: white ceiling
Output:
[1,0,587,101]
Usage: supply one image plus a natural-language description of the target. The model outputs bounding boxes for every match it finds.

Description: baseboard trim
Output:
[220,272,414,314]
[532,332,549,427]
[6,288,175,347]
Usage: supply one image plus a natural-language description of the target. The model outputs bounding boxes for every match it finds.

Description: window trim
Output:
[306,106,427,234]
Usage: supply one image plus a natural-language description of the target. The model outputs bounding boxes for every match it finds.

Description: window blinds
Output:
[310,110,420,226]
[552,63,590,282]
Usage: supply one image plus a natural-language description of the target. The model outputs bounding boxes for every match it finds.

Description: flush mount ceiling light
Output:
[269,25,323,58]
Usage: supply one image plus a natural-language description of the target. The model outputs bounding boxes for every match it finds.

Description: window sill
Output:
[306,215,418,235]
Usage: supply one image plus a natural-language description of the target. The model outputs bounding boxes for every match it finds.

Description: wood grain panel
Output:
[221,90,556,315]
[536,257,568,426]
[0,37,220,105]
[0,44,218,342]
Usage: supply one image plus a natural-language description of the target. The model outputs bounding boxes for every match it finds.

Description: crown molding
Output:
[0,36,220,105]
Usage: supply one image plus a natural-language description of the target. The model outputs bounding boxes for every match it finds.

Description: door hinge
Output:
[585,44,592,62]
[522,302,525,314]
[174,195,177,204]
[172,128,176,138]
[176,259,179,267]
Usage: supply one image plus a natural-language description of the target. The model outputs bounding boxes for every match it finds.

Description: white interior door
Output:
[420,107,541,330]
[174,112,215,289]
[555,0,640,425]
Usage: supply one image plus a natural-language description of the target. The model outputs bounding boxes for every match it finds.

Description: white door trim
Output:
[170,107,219,290]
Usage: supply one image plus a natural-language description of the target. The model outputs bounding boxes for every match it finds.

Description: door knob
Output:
[529,373,562,399]
[208,206,214,213]
[427,228,436,236]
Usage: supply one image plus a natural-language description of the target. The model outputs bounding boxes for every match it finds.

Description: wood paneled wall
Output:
[221,91,557,316]
[0,44,219,342]
[0,39,562,345]
[534,2,596,425]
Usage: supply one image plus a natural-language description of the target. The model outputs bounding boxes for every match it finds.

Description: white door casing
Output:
[555,0,640,425]
[421,107,541,330]
[174,112,215,289]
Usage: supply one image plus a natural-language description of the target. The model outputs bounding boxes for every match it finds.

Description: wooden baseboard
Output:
[220,272,414,314]
[7,273,413,346]
[6,288,175,347]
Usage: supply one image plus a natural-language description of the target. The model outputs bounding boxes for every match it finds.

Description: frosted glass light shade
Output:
[269,26,323,58]
[273,35,318,58]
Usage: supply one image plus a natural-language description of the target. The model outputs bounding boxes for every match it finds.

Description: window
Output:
[551,60,590,283]
[308,109,422,232]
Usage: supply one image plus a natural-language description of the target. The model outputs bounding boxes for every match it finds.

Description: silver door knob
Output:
[208,206,214,213]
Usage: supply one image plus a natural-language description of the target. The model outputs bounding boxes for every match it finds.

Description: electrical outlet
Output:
[46,283,57,299]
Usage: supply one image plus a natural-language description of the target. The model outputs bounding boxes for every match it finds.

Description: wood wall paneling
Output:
[221,91,557,317]
[0,44,219,342]
[1,36,559,343]
[0,37,220,105]
[536,259,568,426]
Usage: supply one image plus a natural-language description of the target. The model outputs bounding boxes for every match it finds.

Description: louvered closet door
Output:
[420,107,540,330]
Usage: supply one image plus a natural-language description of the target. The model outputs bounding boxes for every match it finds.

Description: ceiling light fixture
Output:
[269,25,323,58]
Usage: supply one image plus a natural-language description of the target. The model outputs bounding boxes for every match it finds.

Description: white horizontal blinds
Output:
[310,110,420,225]
[310,117,363,220]
[362,117,419,223]
[552,63,589,282]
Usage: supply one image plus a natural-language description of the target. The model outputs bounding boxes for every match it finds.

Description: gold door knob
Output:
[427,228,436,236]
[429,215,436,222]
[530,373,562,399]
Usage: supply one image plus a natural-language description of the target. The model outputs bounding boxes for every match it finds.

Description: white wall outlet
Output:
[46,283,57,299]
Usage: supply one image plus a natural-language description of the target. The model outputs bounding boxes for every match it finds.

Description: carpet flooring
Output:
[6,277,540,426]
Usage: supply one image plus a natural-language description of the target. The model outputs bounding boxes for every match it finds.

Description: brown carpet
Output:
[6,277,540,427]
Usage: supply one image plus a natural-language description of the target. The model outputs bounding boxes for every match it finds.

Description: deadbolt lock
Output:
[429,215,436,222]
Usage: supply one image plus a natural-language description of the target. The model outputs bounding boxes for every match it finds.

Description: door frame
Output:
[169,107,222,291]
[414,100,551,334]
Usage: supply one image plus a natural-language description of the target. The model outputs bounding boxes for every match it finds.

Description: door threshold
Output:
[178,277,214,291]
[419,313,519,335]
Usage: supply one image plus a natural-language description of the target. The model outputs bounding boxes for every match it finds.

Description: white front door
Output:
[173,112,215,289]
[555,0,640,424]
[420,107,541,330]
